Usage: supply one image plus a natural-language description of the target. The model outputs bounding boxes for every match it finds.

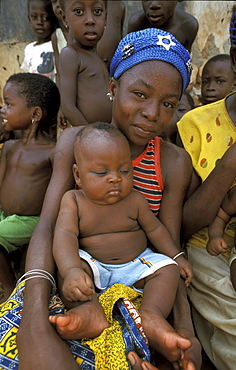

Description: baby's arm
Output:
[53,190,94,301]
[206,207,230,256]
[207,187,236,255]
[135,192,193,286]
[59,46,88,126]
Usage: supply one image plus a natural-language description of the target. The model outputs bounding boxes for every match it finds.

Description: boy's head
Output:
[73,122,133,205]
[6,73,60,130]
[142,1,181,27]
[28,0,58,44]
[110,28,192,94]
[201,54,235,105]
[59,0,107,47]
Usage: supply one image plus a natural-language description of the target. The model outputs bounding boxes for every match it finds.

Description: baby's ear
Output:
[73,164,82,188]
[230,45,236,75]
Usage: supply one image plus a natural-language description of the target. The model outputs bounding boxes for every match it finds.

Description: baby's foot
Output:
[140,310,191,364]
[49,300,109,340]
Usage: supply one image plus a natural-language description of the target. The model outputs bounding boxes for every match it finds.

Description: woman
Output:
[13,28,200,369]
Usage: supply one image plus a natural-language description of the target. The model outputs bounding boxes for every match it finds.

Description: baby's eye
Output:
[119,170,130,175]
[94,8,103,15]
[30,14,37,20]
[202,80,208,85]
[94,171,108,176]
[74,8,83,15]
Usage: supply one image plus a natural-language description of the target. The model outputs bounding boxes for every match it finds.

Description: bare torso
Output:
[72,189,147,264]
[97,1,125,69]
[128,8,198,52]
[0,138,55,216]
[63,43,112,124]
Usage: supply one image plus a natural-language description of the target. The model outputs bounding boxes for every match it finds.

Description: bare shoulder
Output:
[1,139,17,152]
[160,141,192,186]
[176,8,199,31]
[128,10,146,33]
[54,127,84,163]
[108,0,125,14]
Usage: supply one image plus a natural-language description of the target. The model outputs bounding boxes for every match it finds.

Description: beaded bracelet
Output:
[173,251,184,261]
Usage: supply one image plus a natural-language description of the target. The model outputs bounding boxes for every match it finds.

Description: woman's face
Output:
[109,60,182,148]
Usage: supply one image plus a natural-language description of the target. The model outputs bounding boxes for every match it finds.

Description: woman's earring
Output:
[107,92,113,101]
[32,119,35,124]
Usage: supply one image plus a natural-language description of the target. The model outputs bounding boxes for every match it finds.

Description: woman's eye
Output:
[134,91,145,99]
[163,102,174,108]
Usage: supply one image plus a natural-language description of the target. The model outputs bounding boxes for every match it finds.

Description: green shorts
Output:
[0,210,39,253]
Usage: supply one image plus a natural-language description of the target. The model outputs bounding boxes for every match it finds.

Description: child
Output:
[97,0,126,70]
[201,54,236,105]
[13,28,201,370]
[50,0,73,135]
[0,72,60,303]
[58,0,112,126]
[50,0,72,80]
[21,0,58,81]
[161,90,194,144]
[49,122,193,342]
[206,187,236,290]
[127,0,198,52]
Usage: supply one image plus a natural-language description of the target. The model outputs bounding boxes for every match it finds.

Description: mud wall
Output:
[0,1,235,106]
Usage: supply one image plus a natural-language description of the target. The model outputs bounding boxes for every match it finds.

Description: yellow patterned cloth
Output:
[83,284,142,370]
[177,92,236,258]
[0,283,143,370]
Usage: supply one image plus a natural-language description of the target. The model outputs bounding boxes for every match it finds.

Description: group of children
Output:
[1,1,236,369]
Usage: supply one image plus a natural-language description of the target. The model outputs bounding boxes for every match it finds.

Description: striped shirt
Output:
[132,137,164,216]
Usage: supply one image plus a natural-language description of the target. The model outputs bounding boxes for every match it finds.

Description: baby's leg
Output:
[0,246,16,304]
[136,265,191,364]
[49,260,109,340]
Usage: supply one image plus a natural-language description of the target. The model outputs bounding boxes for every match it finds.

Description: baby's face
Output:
[74,135,133,205]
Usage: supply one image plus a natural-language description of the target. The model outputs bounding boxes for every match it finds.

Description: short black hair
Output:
[6,73,60,130]
[28,0,58,27]
[76,121,124,143]
[202,54,233,74]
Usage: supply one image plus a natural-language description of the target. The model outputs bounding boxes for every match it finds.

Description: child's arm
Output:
[134,191,193,286]
[53,190,94,301]
[0,140,12,188]
[206,207,230,256]
[59,46,88,126]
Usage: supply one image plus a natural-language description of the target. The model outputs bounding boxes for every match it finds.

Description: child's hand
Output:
[206,236,228,256]
[62,267,94,302]
[175,255,193,287]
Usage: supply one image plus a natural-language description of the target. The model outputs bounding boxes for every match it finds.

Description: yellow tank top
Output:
[177,93,236,256]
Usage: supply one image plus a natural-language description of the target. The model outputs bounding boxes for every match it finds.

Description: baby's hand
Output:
[206,236,228,256]
[175,255,193,287]
[62,267,94,302]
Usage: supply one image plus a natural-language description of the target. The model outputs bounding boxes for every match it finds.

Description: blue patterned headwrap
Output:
[110,28,192,93]
[230,7,236,45]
